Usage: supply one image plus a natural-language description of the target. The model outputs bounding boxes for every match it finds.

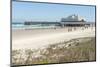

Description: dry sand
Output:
[12,27,95,50]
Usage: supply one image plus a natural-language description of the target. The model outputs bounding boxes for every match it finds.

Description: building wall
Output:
[61,15,85,22]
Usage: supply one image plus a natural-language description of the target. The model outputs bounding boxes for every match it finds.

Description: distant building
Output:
[61,14,86,22]
[60,14,86,27]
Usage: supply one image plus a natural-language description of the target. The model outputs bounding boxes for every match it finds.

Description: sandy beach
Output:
[12,27,95,50]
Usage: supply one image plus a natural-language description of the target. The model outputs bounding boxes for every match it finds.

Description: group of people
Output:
[65,26,94,32]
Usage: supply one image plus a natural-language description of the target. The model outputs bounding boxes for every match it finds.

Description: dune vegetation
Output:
[12,37,96,66]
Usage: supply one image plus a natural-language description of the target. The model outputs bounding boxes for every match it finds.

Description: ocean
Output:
[12,22,57,30]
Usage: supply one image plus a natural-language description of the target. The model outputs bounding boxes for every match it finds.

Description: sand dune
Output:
[12,27,95,50]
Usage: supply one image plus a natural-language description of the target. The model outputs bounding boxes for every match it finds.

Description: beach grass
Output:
[12,37,96,66]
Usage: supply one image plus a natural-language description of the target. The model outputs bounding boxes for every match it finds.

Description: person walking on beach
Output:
[73,27,76,31]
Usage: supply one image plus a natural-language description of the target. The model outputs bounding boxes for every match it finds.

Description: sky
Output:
[12,1,96,22]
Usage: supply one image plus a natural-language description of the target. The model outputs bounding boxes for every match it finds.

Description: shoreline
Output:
[12,27,95,50]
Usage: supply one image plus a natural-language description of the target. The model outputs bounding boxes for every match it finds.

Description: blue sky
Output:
[12,1,95,22]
